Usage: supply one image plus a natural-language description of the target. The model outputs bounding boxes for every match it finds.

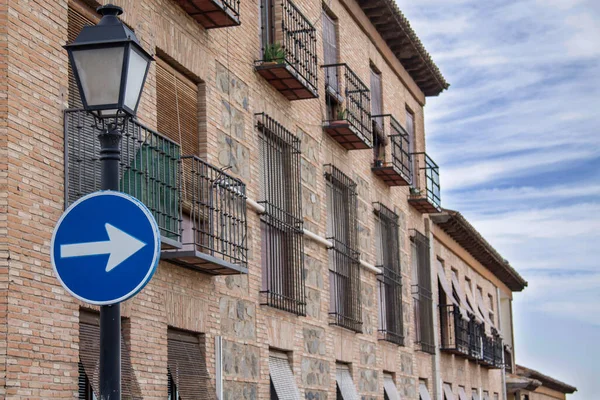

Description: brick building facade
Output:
[0,0,536,399]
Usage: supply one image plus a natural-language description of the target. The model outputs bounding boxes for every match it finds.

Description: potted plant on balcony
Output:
[263,42,285,65]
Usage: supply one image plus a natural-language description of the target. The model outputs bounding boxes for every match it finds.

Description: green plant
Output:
[263,42,285,63]
[336,107,347,121]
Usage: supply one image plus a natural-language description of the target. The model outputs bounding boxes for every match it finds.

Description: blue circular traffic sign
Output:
[51,191,161,305]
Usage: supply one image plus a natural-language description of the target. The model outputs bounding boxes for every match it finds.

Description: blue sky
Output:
[397,0,600,398]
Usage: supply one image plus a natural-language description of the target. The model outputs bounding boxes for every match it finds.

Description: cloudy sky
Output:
[397,0,600,398]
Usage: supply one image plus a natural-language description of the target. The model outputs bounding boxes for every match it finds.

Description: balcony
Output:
[439,304,470,356]
[322,63,372,150]
[478,329,502,369]
[467,316,483,361]
[255,0,318,100]
[161,156,248,275]
[174,0,240,29]
[408,152,441,213]
[64,109,181,249]
[371,115,412,186]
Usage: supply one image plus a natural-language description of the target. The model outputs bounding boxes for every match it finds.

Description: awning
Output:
[476,289,494,332]
[482,392,490,400]
[465,284,485,324]
[383,374,401,400]
[269,352,301,400]
[451,272,476,317]
[458,387,469,400]
[168,328,211,399]
[336,364,360,400]
[437,261,468,320]
[443,383,455,400]
[419,382,432,400]
[472,390,481,400]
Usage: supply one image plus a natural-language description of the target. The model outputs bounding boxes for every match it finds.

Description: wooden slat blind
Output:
[156,59,199,156]
[167,328,213,400]
[78,311,143,400]
[67,4,100,108]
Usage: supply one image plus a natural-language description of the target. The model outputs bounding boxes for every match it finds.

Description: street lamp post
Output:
[64,4,153,399]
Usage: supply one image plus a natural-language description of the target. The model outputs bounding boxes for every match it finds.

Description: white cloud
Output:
[396,0,600,396]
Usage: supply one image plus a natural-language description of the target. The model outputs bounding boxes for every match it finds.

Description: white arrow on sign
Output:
[60,223,147,272]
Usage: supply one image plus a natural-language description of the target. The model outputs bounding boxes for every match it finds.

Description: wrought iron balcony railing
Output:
[322,63,372,150]
[255,0,318,100]
[174,0,240,29]
[64,109,181,248]
[372,114,412,186]
[467,316,483,360]
[439,304,470,356]
[408,152,441,213]
[161,156,248,275]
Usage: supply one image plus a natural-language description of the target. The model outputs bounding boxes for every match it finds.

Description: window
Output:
[78,311,141,399]
[458,386,469,400]
[406,108,417,183]
[443,383,455,400]
[371,65,385,162]
[493,393,499,400]
[488,293,495,324]
[375,203,404,345]
[336,364,360,400]
[326,165,361,332]
[269,351,301,400]
[482,390,490,400]
[383,373,401,400]
[156,58,201,156]
[167,328,210,399]
[322,8,338,93]
[472,389,480,400]
[411,230,435,354]
[257,113,305,315]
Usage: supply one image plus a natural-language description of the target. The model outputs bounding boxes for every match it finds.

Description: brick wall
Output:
[0,0,501,399]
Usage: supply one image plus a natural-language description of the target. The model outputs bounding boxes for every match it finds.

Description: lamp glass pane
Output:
[72,46,125,107]
[124,47,150,111]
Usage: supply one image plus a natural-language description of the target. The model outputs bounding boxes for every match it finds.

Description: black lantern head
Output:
[64,4,153,119]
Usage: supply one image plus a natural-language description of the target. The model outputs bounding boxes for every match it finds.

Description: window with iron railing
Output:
[411,230,435,354]
[64,109,181,246]
[257,113,305,316]
[371,114,412,186]
[257,0,318,100]
[322,63,372,150]
[374,203,404,346]
[326,165,361,332]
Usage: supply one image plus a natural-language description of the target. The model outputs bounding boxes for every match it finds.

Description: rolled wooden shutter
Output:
[67,4,100,108]
[79,311,143,400]
[156,59,199,156]
[167,328,213,400]
[322,11,337,65]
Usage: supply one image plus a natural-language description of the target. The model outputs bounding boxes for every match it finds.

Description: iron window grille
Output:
[64,109,181,246]
[257,0,318,97]
[439,304,469,355]
[161,155,248,272]
[256,113,306,316]
[325,165,362,333]
[372,114,412,186]
[322,63,373,149]
[374,202,404,346]
[409,152,441,213]
[411,229,435,354]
